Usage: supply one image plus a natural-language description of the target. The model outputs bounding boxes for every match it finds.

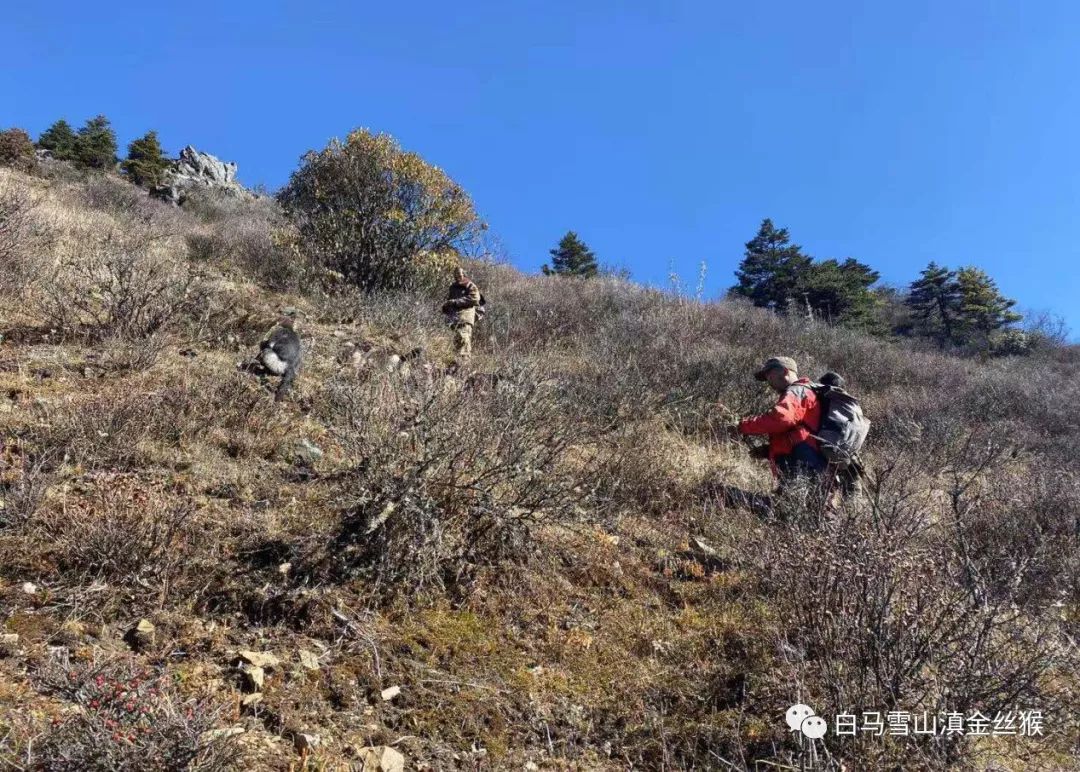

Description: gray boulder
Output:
[154,145,253,205]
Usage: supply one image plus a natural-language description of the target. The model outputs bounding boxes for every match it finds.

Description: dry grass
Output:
[0,166,1075,770]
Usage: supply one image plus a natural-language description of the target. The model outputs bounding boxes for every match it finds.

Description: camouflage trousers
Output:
[452,321,474,358]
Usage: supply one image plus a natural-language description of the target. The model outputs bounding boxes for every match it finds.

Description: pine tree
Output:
[905,262,961,347]
[801,257,882,330]
[122,130,170,188]
[74,115,118,170]
[542,231,599,278]
[954,266,1022,344]
[730,219,813,311]
[37,119,77,161]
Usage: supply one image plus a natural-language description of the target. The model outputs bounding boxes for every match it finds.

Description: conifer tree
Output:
[37,119,77,161]
[905,262,961,347]
[122,130,170,188]
[801,257,881,330]
[74,115,118,170]
[542,231,599,278]
[955,266,1022,343]
[730,219,813,311]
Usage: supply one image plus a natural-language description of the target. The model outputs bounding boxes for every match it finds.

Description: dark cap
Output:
[754,356,797,381]
[819,371,845,389]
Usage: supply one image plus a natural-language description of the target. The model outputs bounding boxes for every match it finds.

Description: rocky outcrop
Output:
[154,145,254,205]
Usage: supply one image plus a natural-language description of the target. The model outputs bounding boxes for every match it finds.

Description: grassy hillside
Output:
[0,166,1077,770]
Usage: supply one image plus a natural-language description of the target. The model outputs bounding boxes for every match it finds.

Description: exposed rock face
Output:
[154,145,254,205]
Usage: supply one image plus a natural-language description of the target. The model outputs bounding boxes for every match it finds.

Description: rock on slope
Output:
[154,145,255,204]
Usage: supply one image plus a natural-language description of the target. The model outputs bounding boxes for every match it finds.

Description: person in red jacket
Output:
[736,356,827,482]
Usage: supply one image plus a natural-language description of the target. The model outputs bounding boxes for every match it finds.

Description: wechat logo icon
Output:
[786,704,828,739]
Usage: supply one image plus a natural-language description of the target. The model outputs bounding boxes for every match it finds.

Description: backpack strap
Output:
[792,382,826,435]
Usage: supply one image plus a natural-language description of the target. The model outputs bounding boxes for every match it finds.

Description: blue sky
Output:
[5,1,1079,335]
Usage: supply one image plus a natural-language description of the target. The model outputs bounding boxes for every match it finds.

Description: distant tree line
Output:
[0,115,170,190]
[729,218,1032,353]
[544,218,1046,354]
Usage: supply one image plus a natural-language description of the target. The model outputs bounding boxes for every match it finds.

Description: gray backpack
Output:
[810,384,870,466]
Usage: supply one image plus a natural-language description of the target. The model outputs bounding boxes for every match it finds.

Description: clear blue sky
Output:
[6,1,1080,335]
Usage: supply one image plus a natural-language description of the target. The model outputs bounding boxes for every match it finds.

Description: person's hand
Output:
[724,423,743,440]
[441,301,454,314]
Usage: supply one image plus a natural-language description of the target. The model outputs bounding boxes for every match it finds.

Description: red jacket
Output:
[738,378,821,462]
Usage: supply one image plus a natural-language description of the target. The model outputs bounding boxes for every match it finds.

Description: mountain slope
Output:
[0,166,1077,770]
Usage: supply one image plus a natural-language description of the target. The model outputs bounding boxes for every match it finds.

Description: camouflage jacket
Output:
[443,280,481,325]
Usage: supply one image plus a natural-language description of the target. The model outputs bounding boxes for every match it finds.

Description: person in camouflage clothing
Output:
[441,267,482,359]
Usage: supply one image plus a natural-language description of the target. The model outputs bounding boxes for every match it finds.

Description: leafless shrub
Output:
[36,486,195,591]
[0,181,34,265]
[29,653,241,772]
[179,187,257,222]
[301,364,598,602]
[37,220,202,341]
[589,421,712,519]
[756,441,1076,770]
[0,179,50,295]
[26,367,287,475]
[154,369,291,456]
[33,157,91,184]
[1022,308,1071,348]
[0,447,54,529]
[31,390,159,471]
[183,231,229,263]
[186,216,311,292]
[95,332,169,372]
[229,218,312,292]
[79,174,151,217]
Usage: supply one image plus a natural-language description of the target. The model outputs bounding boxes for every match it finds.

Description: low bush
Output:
[27,653,241,772]
[37,486,195,590]
[754,442,1078,770]
[29,390,161,471]
[0,128,35,171]
[0,177,50,296]
[36,218,202,341]
[178,187,254,222]
[300,364,600,603]
[79,174,155,217]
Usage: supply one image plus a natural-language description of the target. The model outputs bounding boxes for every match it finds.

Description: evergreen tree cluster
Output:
[730,218,1026,351]
[730,219,882,332]
[36,115,119,169]
[906,262,1021,349]
[33,117,171,188]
